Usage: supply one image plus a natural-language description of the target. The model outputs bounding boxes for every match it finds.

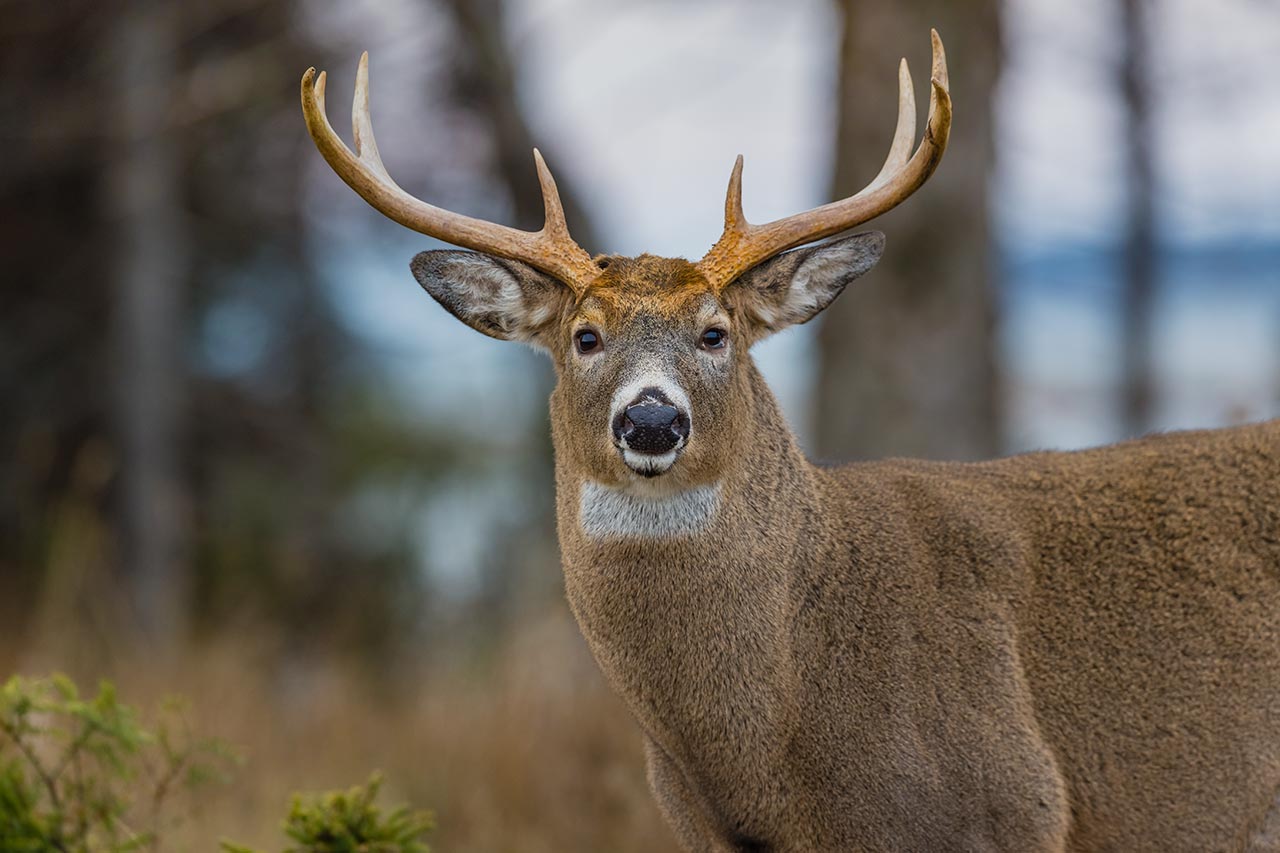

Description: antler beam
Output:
[696,29,953,291]
[300,53,599,291]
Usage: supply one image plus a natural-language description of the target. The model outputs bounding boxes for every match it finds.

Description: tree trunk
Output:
[1119,0,1157,437]
[109,2,188,645]
[441,0,600,249]
[437,0,596,630]
[815,0,1001,462]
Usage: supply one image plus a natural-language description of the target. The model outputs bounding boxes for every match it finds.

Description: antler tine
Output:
[866,58,917,193]
[533,148,572,240]
[696,30,952,291]
[931,26,949,91]
[301,56,598,291]
[351,52,394,185]
[724,154,747,232]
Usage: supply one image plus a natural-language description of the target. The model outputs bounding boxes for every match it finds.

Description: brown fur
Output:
[411,240,1280,852]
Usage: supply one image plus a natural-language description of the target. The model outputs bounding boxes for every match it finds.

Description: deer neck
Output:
[553,361,817,794]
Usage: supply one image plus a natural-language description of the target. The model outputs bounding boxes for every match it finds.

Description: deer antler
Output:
[697,29,952,291]
[301,53,599,292]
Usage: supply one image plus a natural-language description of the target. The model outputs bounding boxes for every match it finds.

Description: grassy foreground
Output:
[1,609,674,852]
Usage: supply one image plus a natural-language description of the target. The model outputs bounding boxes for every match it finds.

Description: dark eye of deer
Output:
[700,328,727,350]
[575,329,601,354]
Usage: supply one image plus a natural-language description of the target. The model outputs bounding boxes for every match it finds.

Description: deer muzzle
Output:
[612,387,691,475]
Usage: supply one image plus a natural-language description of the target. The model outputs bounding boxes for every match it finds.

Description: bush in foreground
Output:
[0,674,433,852]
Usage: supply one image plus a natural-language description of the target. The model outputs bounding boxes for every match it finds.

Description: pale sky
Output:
[508,0,1280,250]
[998,0,1280,246]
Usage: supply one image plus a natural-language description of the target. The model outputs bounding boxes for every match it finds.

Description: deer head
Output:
[300,32,950,489]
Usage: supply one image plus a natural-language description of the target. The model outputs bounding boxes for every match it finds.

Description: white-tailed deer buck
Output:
[302,31,1280,852]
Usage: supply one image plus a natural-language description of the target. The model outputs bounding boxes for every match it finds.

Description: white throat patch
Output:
[579,481,721,540]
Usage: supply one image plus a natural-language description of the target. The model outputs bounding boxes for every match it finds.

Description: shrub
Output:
[223,774,433,853]
[0,674,433,852]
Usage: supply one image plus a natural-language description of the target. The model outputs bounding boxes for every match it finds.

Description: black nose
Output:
[613,396,690,455]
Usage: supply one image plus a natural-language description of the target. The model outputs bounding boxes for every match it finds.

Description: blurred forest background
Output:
[2,0,1277,848]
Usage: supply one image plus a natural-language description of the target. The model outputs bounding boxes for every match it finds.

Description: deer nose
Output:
[613,393,690,455]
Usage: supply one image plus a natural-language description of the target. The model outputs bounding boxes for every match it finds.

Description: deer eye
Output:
[699,327,728,350]
[574,328,601,354]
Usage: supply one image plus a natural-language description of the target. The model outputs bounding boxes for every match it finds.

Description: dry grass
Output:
[4,607,677,852]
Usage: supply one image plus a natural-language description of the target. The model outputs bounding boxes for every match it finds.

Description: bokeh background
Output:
[2,0,1278,848]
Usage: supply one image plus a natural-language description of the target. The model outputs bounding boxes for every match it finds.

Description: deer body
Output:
[557,362,1280,851]
[302,32,1280,852]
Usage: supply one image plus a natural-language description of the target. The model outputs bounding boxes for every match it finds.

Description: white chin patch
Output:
[622,448,679,477]
[579,481,721,540]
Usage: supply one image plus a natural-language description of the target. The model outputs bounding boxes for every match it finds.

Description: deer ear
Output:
[729,232,884,336]
[410,250,571,346]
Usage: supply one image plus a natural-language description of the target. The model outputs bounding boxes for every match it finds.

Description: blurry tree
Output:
[434,0,599,634]
[0,0,601,667]
[0,2,122,638]
[1118,0,1156,437]
[109,1,188,646]
[815,0,1002,461]
[441,0,599,248]
[0,1,440,665]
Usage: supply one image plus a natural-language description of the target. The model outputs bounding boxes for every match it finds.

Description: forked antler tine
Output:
[930,27,949,91]
[695,30,952,291]
[533,148,572,239]
[300,56,597,290]
[723,154,747,232]
[867,59,917,192]
[351,52,395,185]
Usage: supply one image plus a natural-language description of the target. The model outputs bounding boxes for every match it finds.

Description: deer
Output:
[300,31,1280,853]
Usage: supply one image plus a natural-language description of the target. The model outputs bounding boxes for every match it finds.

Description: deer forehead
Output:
[583,256,716,308]
[575,256,719,324]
